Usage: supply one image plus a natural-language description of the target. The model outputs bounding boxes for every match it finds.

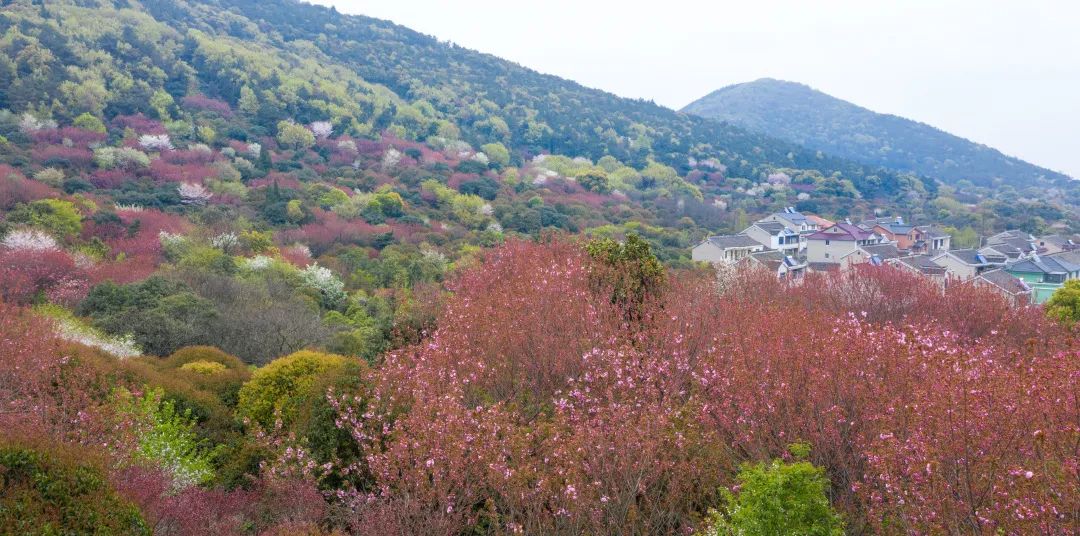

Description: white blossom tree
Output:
[299,263,346,307]
[177,182,213,205]
[19,113,57,134]
[210,232,239,252]
[138,134,174,152]
[381,147,402,172]
[2,229,60,251]
[310,121,333,140]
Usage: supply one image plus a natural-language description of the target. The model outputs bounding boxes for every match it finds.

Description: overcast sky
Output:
[309,0,1079,179]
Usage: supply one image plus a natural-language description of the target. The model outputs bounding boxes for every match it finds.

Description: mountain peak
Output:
[682,80,1070,186]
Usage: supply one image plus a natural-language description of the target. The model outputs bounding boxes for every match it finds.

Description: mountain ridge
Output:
[682,78,1071,188]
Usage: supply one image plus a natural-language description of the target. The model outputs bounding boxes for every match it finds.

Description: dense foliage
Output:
[699,447,845,536]
[2,237,1079,534]
[0,438,149,535]
[1047,279,1080,325]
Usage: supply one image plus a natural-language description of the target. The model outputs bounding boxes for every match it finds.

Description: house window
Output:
[825,253,830,259]
[1045,274,1065,284]
[825,239,830,246]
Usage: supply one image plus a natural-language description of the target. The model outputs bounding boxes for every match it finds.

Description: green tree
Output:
[576,169,611,193]
[238,85,260,116]
[149,89,174,121]
[73,112,106,133]
[7,199,83,239]
[115,387,218,489]
[236,350,349,430]
[698,446,844,536]
[1046,280,1080,325]
[585,233,666,320]
[480,142,510,168]
[276,120,315,151]
[944,225,979,249]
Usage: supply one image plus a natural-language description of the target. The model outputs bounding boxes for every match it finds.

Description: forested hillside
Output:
[683,78,1073,189]
[139,0,894,188]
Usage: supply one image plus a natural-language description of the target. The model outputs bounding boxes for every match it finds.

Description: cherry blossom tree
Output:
[309,121,333,140]
[177,182,213,205]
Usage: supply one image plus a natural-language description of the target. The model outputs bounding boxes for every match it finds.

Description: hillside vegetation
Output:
[0,1,1078,534]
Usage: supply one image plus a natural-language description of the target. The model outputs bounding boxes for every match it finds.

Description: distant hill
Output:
[682,78,1072,189]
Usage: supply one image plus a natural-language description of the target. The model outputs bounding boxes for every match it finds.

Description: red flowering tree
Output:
[312,240,1078,534]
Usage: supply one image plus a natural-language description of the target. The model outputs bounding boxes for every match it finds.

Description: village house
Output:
[760,207,820,234]
[1037,234,1077,255]
[741,250,808,280]
[871,217,915,248]
[806,214,835,229]
[743,221,803,254]
[894,254,951,285]
[979,243,1028,261]
[844,243,902,266]
[868,218,951,254]
[931,249,1005,280]
[691,234,765,264]
[983,230,1037,259]
[856,216,896,232]
[1005,254,1080,304]
[973,269,1033,305]
[806,222,884,264]
[910,225,952,254]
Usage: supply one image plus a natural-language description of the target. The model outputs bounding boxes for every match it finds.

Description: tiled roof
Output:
[807,223,875,241]
[988,230,1033,244]
[807,261,840,272]
[859,243,901,260]
[876,223,914,235]
[897,255,948,275]
[1008,255,1080,275]
[752,221,791,235]
[980,243,1023,260]
[747,250,784,270]
[1050,251,1080,266]
[703,234,762,249]
[977,269,1032,295]
[915,225,951,239]
[776,208,808,225]
[942,248,1000,266]
[749,250,805,270]
[1039,234,1071,247]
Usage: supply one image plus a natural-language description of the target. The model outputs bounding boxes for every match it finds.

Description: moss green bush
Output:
[163,346,250,407]
[0,438,149,535]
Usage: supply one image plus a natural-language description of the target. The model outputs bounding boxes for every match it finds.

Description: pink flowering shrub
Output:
[31,126,107,146]
[180,94,234,117]
[31,145,94,168]
[0,167,60,209]
[0,248,89,306]
[307,239,1078,534]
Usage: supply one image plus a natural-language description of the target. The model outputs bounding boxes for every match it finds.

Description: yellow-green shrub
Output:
[179,360,228,375]
[236,350,351,430]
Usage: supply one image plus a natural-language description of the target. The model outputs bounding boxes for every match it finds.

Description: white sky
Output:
[309,0,1079,179]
